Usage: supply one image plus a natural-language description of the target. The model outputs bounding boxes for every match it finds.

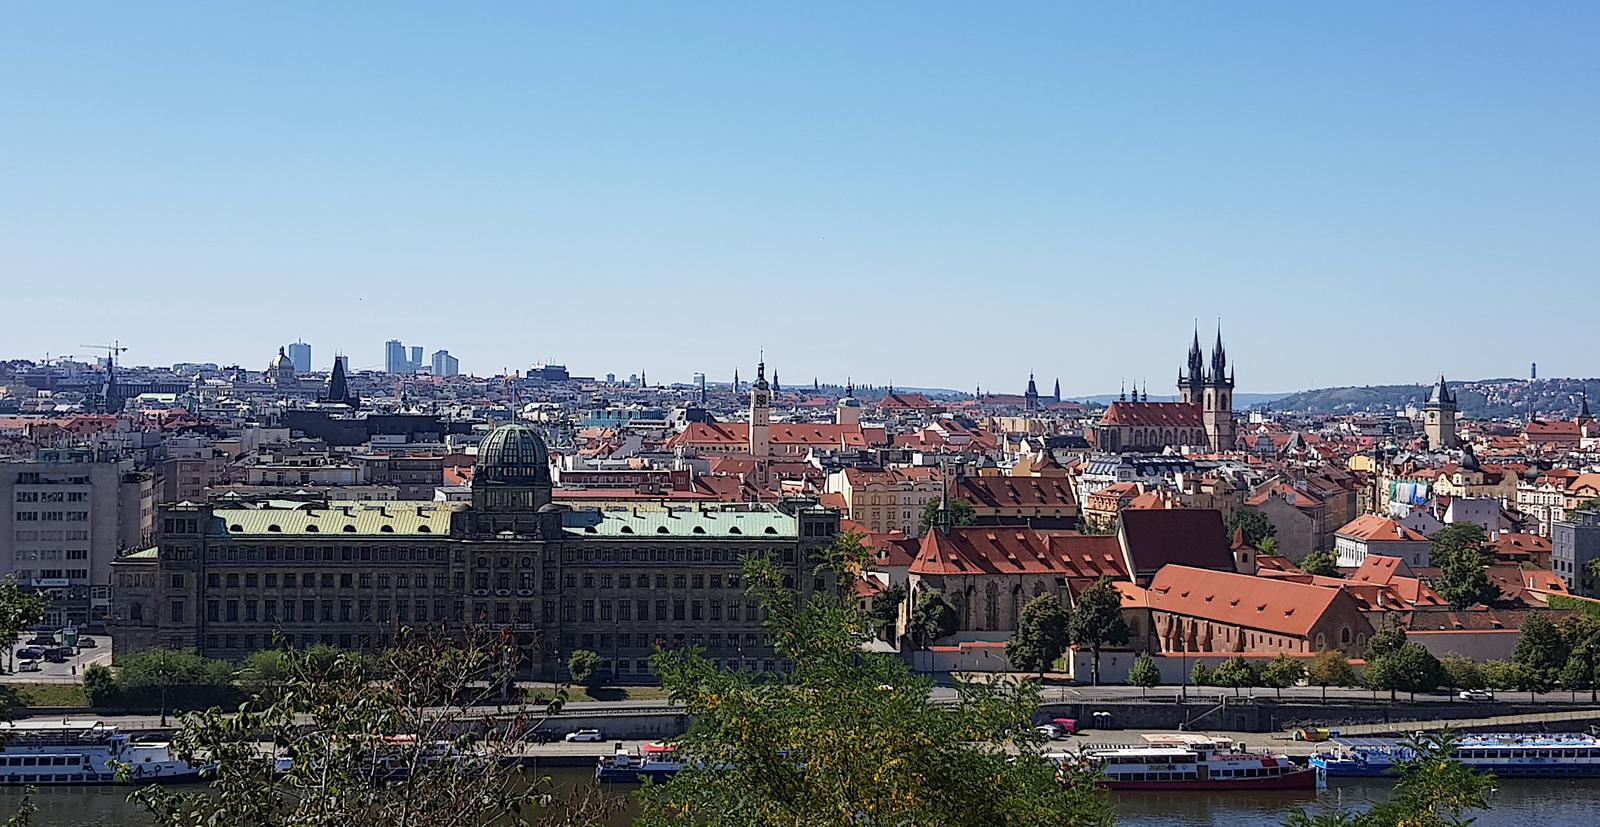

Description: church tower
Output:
[749,359,771,459]
[1024,374,1040,410]
[1203,326,1236,451]
[1424,375,1458,450]
[1178,326,1206,405]
[836,379,862,426]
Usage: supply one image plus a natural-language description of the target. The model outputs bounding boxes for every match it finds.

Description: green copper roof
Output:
[124,547,159,559]
[215,503,461,537]
[561,505,797,539]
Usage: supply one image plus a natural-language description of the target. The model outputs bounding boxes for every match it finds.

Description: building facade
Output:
[110,424,839,680]
[1552,510,1600,597]
[1424,375,1459,450]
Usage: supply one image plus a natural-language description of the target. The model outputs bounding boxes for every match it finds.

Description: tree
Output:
[908,592,959,649]
[920,498,976,532]
[867,582,907,639]
[1256,536,1279,557]
[1514,613,1570,677]
[815,530,871,583]
[114,648,239,724]
[82,663,117,707]
[1068,576,1130,686]
[1286,730,1493,827]
[1128,653,1161,695]
[1211,656,1258,696]
[641,557,1115,827]
[1365,614,1407,661]
[1298,551,1340,577]
[1227,509,1276,547]
[1440,655,1484,691]
[1429,523,1498,610]
[0,576,46,674]
[1190,661,1211,687]
[1306,650,1354,701]
[1390,643,1447,700]
[237,649,291,703]
[1261,654,1306,698]
[1006,595,1071,676]
[1479,659,1515,691]
[567,649,603,687]
[1506,660,1555,701]
[129,629,616,827]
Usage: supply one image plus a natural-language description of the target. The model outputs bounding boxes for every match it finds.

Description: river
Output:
[7,770,1600,825]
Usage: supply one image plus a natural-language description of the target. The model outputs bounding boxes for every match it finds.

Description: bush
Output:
[567,649,603,687]
[1441,656,1484,690]
[113,648,240,712]
[82,663,117,707]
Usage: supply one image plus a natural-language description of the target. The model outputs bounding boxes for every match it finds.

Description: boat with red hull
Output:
[1064,733,1315,792]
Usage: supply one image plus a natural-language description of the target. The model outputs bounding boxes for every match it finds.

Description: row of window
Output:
[204,572,450,591]
[0,755,87,767]
[207,546,445,564]
[12,530,90,541]
[566,598,767,624]
[571,631,767,652]
[13,511,89,522]
[14,491,89,503]
[560,547,799,564]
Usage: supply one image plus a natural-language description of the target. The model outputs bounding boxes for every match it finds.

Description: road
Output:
[4,642,112,683]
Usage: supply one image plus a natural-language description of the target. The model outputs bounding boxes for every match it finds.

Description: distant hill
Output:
[1263,378,1600,419]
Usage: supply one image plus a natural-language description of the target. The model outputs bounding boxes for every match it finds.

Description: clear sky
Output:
[3,3,1596,395]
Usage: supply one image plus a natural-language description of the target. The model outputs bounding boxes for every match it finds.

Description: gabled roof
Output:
[1098,401,1204,428]
[910,528,1126,579]
[1119,508,1235,575]
[1147,565,1357,638]
[956,475,1077,510]
[1335,514,1429,543]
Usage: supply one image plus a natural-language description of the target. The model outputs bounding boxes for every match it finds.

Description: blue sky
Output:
[2,3,1596,394]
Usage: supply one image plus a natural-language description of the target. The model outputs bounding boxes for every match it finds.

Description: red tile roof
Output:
[1119,509,1236,575]
[1098,401,1204,428]
[1335,514,1429,543]
[956,476,1078,510]
[910,528,1126,579]
[1148,565,1357,638]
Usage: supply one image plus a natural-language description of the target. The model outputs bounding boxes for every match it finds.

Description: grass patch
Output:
[524,684,673,704]
[1,682,89,708]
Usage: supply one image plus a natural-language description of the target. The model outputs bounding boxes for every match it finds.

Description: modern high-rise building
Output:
[286,340,312,373]
[385,340,408,374]
[431,350,460,377]
[409,347,423,371]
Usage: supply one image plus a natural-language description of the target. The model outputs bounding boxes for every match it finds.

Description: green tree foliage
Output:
[1227,509,1276,546]
[1514,613,1569,675]
[236,650,291,703]
[908,592,959,649]
[1365,615,1408,661]
[867,582,907,639]
[1429,523,1499,610]
[642,558,1114,827]
[1306,650,1355,701]
[1210,656,1258,696]
[1297,551,1340,578]
[129,629,615,827]
[1366,643,1446,701]
[1261,654,1306,698]
[567,649,603,687]
[1069,576,1130,686]
[1006,595,1072,675]
[1128,652,1161,695]
[1256,536,1280,557]
[0,576,46,674]
[113,648,240,721]
[1286,730,1493,827]
[1190,662,1211,687]
[82,663,117,707]
[1561,638,1600,703]
[1440,656,1484,691]
[815,530,871,583]
[1505,660,1555,701]
[920,498,976,532]
[1479,659,1515,691]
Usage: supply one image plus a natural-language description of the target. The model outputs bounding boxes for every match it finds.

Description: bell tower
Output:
[1424,375,1458,450]
[1202,325,1236,450]
[749,359,771,459]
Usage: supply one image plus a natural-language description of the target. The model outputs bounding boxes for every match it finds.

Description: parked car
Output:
[1051,717,1079,735]
[26,633,55,646]
[15,659,41,673]
[525,729,558,744]
[1458,689,1494,702]
[564,729,604,742]
[1293,727,1338,742]
[15,646,46,661]
[42,646,71,663]
[1034,724,1066,740]
[76,636,98,649]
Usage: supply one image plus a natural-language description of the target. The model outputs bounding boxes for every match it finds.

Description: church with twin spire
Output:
[1091,326,1237,453]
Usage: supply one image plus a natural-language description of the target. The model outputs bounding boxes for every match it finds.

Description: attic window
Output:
[343,525,357,533]
[1203,595,1214,602]
[380,525,394,533]
[1229,599,1239,606]
[1256,604,1267,612]
[266,524,281,532]
[1284,608,1295,616]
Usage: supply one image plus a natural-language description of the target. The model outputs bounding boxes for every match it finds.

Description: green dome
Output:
[476,424,551,487]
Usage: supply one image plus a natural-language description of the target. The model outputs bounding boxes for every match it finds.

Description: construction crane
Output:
[80,341,128,368]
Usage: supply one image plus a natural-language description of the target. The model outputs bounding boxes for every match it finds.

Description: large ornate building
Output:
[1092,328,1236,452]
[110,424,840,680]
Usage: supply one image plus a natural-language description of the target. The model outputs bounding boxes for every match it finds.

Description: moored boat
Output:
[1312,733,1600,778]
[1069,733,1315,791]
[595,741,684,784]
[0,720,207,785]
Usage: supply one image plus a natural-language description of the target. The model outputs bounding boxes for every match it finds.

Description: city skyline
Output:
[3,4,1597,389]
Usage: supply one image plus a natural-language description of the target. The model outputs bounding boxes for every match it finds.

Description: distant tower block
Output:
[1532,362,1538,380]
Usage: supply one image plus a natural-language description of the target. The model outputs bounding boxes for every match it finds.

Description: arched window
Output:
[984,582,999,630]
[1340,626,1352,644]
[1315,633,1325,650]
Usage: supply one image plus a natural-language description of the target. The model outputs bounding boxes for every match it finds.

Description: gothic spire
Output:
[1186,322,1206,385]
[1053,378,1061,401]
[1210,321,1228,386]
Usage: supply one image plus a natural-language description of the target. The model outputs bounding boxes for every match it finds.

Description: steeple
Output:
[1053,378,1061,402]
[733,368,740,394]
[1120,379,1127,403]
[1209,322,1231,389]
[1582,391,1592,420]
[1186,322,1206,386]
[772,370,779,393]
[1026,373,1039,396]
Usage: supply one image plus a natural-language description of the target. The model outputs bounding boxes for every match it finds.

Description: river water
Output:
[6,770,1600,825]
